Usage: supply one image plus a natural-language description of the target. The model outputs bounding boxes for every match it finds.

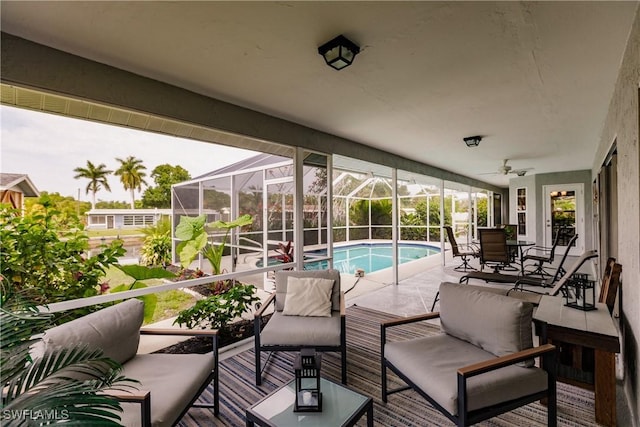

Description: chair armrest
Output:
[339,291,345,317]
[523,246,552,256]
[381,312,441,329]
[461,242,480,251]
[105,390,151,427]
[140,328,219,337]
[105,389,150,403]
[254,292,276,318]
[457,343,556,379]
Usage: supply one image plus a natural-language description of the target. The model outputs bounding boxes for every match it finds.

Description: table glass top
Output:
[249,378,369,426]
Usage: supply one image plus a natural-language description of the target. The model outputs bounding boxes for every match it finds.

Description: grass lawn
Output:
[86,228,145,238]
[103,266,197,325]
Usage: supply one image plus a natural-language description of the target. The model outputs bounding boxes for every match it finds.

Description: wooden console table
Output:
[534,295,620,426]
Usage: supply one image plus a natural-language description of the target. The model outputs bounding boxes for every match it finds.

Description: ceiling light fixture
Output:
[463,135,482,147]
[318,35,360,70]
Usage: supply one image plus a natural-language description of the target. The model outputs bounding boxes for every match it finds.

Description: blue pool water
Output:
[305,243,440,274]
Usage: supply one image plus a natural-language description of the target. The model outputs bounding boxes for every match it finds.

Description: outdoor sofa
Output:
[32,298,219,427]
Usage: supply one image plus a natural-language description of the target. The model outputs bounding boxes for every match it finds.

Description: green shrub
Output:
[140,232,172,267]
[174,284,260,329]
[0,203,123,319]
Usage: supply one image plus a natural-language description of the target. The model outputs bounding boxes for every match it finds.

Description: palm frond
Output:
[1,298,137,426]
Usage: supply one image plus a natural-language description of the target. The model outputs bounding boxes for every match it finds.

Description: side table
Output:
[533,295,620,426]
[246,377,373,427]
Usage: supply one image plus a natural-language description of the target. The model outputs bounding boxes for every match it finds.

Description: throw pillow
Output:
[282,277,335,317]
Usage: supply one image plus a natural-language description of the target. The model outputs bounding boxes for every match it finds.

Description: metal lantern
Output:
[565,273,597,311]
[294,348,322,412]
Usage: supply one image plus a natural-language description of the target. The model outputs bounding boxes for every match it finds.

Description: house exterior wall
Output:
[86,209,171,230]
[595,6,640,422]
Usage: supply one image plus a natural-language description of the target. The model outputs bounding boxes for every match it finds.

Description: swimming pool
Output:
[305,242,440,274]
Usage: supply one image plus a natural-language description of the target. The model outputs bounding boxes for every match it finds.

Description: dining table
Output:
[506,239,535,275]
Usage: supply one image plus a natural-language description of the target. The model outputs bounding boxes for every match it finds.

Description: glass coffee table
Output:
[246,377,373,427]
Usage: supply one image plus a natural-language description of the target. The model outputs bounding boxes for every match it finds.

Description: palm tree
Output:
[114,156,148,209]
[73,161,112,209]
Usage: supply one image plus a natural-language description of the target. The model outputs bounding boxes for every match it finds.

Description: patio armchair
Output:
[253,269,346,386]
[444,225,479,272]
[381,282,557,426]
[32,299,219,427]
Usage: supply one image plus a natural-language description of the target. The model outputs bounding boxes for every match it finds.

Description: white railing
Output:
[38,262,295,314]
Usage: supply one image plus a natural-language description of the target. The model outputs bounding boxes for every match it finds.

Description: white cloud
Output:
[1,105,258,202]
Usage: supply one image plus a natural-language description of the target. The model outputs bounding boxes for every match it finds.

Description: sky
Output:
[0,105,258,202]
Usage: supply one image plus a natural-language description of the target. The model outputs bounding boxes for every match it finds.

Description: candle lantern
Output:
[294,348,322,412]
[565,272,597,311]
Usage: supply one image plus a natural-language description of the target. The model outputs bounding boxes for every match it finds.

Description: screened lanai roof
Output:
[193,153,289,180]
[180,152,486,201]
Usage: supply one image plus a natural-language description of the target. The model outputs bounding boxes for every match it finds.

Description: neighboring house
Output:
[0,173,40,212]
[86,208,172,230]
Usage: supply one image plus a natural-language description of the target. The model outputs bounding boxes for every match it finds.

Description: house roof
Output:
[0,173,40,197]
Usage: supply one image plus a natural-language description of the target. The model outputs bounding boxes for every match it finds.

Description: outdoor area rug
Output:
[179,305,600,426]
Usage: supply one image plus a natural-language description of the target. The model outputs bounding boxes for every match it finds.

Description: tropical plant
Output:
[140,218,172,267]
[174,284,260,330]
[73,160,112,209]
[108,265,176,322]
[175,214,254,275]
[274,240,294,264]
[0,291,134,426]
[0,203,123,322]
[114,156,148,209]
[175,215,209,270]
[202,215,254,275]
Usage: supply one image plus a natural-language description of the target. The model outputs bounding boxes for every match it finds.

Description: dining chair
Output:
[444,225,479,272]
[522,227,564,277]
[478,228,510,272]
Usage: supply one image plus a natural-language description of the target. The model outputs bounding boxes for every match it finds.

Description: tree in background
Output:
[141,164,191,208]
[73,160,112,209]
[114,156,148,209]
[96,200,130,209]
[26,192,91,229]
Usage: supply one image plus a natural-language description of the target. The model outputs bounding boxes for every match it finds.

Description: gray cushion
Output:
[260,310,342,346]
[37,299,143,364]
[119,353,215,427]
[385,333,548,415]
[464,284,544,305]
[439,282,533,361]
[275,269,341,312]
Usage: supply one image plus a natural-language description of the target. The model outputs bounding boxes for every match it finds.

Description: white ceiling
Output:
[1,1,637,187]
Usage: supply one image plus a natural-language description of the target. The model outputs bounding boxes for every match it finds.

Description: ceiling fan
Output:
[483,159,532,177]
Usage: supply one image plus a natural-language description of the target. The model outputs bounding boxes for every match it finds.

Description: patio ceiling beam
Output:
[1,32,504,195]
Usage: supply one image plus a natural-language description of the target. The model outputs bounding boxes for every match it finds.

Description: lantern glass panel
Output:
[565,273,596,311]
